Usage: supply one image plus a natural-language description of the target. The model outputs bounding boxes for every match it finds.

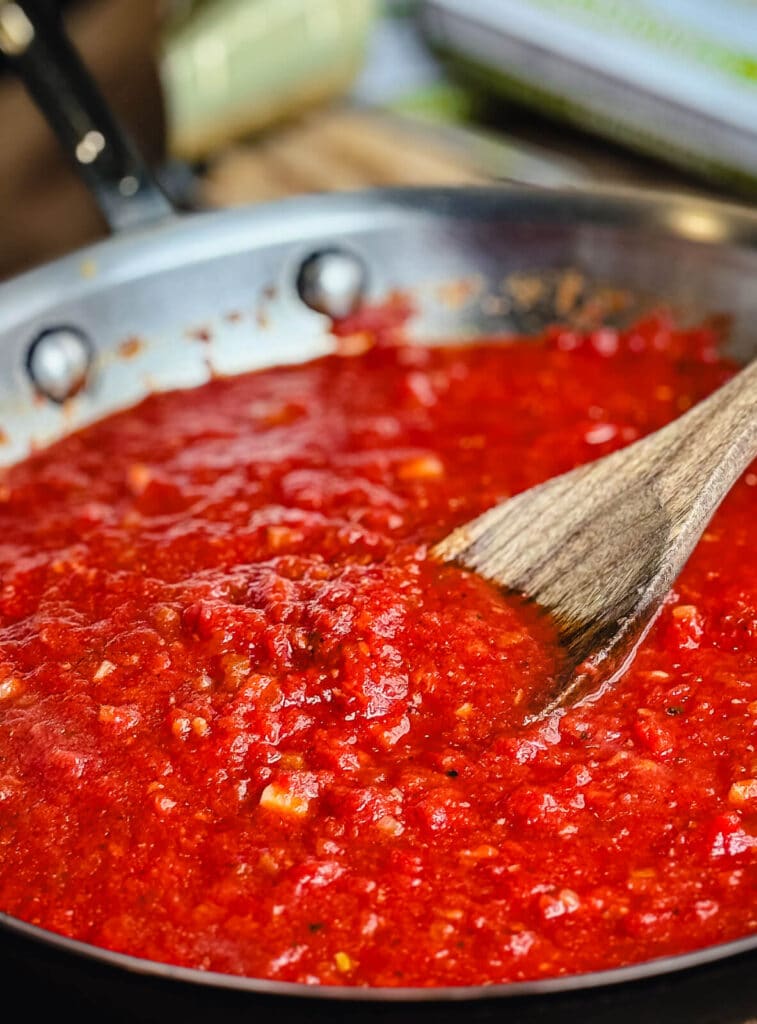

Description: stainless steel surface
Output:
[3,186,757,468]
[0,184,756,1002]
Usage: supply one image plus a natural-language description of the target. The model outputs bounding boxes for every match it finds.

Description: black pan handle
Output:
[0,0,174,232]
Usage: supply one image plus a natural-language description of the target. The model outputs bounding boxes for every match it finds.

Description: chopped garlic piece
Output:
[260,779,313,819]
[0,676,22,700]
[334,951,354,973]
[728,779,757,806]
[94,659,116,681]
[398,454,445,480]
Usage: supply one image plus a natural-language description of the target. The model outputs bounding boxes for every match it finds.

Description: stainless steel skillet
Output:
[0,4,757,1021]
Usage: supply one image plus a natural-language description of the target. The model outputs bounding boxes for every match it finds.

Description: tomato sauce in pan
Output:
[0,312,754,986]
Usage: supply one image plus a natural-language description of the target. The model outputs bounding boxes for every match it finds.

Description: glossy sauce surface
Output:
[0,313,755,986]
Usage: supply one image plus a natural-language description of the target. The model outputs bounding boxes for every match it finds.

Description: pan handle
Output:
[0,0,174,233]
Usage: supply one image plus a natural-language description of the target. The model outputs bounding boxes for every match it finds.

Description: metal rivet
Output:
[0,3,34,57]
[296,248,368,319]
[118,174,139,197]
[75,130,106,165]
[26,327,93,403]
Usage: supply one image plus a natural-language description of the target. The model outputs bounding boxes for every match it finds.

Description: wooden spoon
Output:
[433,358,757,720]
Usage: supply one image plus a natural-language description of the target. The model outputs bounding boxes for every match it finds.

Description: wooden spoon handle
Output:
[647,357,757,530]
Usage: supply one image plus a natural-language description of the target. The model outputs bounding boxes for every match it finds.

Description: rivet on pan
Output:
[26,327,94,403]
[296,248,368,319]
[0,4,35,57]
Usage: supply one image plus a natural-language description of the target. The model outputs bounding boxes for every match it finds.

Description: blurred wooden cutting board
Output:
[200,107,486,206]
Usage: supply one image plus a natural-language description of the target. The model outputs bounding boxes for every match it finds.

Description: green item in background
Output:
[161,0,376,160]
[351,3,587,188]
[422,0,757,196]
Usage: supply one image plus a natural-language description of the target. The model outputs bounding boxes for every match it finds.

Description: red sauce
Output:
[0,313,755,986]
